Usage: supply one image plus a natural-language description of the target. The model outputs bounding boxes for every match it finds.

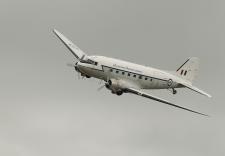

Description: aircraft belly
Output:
[145,77,183,89]
[143,79,168,89]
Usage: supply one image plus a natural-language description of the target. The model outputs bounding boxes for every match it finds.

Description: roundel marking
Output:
[167,79,173,87]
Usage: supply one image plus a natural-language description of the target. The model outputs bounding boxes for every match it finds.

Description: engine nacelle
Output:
[105,79,120,90]
[105,79,127,95]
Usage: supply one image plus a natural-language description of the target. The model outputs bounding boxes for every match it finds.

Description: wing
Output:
[53,29,87,60]
[180,82,212,98]
[125,88,209,116]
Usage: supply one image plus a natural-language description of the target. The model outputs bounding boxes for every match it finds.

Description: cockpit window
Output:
[87,59,95,64]
[80,59,98,66]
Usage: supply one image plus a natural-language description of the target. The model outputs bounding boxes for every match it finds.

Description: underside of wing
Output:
[53,29,87,60]
[125,88,208,116]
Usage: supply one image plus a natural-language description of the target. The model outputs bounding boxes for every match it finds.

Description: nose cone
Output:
[75,62,80,71]
[76,61,82,67]
[75,61,84,72]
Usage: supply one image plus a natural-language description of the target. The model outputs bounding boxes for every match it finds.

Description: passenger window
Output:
[184,70,187,76]
[128,73,130,76]
[116,71,119,74]
[133,75,136,78]
[145,77,148,80]
[139,75,142,79]
[150,78,153,81]
[110,69,113,72]
[122,72,125,75]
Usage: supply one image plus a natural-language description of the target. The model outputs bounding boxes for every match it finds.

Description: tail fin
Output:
[176,57,199,83]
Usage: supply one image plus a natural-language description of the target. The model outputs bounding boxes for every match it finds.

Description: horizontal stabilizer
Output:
[180,82,212,98]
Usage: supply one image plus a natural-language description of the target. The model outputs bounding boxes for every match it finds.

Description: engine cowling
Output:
[105,79,126,95]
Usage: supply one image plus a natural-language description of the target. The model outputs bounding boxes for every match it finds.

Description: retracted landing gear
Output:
[116,90,123,96]
[111,90,123,96]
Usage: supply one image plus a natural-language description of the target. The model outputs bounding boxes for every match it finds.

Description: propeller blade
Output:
[66,63,75,67]
[97,85,105,91]
[99,80,103,85]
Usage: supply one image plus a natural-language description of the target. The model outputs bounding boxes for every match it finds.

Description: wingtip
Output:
[52,29,62,38]
[206,93,212,98]
[202,113,210,117]
[52,29,58,34]
[199,91,212,98]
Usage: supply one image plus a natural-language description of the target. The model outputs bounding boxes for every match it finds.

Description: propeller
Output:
[77,73,81,79]
[66,62,81,79]
[66,63,75,67]
[97,79,111,91]
[97,85,105,91]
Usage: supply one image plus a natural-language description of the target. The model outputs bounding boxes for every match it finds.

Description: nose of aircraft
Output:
[75,62,80,71]
[75,61,85,72]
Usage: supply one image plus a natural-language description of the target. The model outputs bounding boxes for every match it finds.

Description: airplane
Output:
[53,29,211,116]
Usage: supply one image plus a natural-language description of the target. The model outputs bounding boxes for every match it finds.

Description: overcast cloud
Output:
[0,0,224,156]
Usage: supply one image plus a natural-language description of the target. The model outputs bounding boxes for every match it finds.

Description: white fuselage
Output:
[52,29,211,116]
[77,56,182,90]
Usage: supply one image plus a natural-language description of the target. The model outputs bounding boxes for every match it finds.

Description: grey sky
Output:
[0,0,224,156]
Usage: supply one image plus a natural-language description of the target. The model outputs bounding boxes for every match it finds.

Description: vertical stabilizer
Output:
[176,57,199,83]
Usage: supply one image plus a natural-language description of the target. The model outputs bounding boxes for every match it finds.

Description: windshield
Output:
[80,59,98,65]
